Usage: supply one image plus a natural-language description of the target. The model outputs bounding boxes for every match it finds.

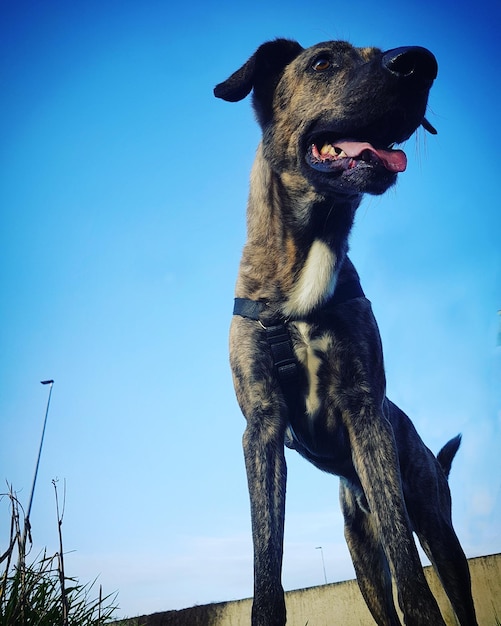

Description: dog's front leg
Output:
[231,318,288,626]
[243,416,287,626]
[347,413,446,626]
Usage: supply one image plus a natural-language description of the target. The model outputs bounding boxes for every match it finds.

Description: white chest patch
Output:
[284,239,337,318]
[294,322,332,417]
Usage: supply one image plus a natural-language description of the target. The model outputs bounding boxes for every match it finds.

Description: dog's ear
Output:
[214,39,304,127]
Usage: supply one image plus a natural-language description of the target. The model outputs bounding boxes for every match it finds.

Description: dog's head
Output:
[214,39,437,197]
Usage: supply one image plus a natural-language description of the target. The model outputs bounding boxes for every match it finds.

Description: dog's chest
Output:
[293,321,332,417]
[283,239,338,318]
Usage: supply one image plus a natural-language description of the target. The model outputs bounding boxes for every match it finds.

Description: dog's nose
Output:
[382,46,438,86]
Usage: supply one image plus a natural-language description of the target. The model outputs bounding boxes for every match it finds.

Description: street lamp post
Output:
[315,546,328,584]
[23,380,54,546]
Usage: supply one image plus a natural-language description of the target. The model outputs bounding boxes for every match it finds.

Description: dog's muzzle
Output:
[304,46,437,192]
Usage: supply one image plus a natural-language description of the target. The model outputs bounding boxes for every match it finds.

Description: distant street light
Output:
[23,380,55,544]
[315,546,328,584]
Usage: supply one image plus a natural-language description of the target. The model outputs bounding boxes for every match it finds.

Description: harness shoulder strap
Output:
[233,298,301,403]
[233,297,265,320]
[232,278,365,410]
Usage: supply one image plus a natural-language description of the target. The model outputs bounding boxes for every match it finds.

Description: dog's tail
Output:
[437,434,462,479]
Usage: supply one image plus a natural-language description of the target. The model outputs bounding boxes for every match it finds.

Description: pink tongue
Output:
[335,141,407,172]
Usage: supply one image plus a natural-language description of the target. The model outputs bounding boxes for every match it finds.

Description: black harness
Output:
[233,279,365,409]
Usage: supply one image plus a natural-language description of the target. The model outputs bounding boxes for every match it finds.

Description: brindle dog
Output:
[214,39,477,626]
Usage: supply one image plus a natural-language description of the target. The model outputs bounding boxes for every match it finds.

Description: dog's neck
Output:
[235,143,362,318]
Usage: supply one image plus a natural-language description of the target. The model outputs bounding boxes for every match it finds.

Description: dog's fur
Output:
[214,39,477,626]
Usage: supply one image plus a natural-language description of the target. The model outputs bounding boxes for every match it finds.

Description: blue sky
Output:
[1,0,500,618]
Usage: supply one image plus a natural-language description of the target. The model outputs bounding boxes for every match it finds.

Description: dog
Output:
[214,39,477,626]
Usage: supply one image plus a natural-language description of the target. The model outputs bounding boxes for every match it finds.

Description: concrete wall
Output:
[118,553,501,625]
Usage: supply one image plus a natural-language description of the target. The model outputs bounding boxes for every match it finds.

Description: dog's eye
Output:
[312,57,331,71]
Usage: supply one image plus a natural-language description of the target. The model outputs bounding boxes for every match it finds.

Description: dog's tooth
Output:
[329,146,347,158]
[320,144,343,159]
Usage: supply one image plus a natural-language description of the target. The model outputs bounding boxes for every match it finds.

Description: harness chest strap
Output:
[233,301,304,412]
[233,279,365,407]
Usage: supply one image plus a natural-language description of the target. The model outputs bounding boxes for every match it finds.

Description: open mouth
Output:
[307,137,407,174]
